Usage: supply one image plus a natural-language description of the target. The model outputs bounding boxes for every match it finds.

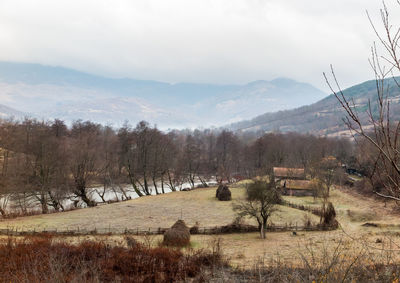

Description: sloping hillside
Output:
[228,78,400,137]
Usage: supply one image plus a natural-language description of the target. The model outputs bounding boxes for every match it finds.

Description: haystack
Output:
[163,220,191,247]
[322,202,337,226]
[319,202,338,230]
[217,185,231,201]
[216,184,224,198]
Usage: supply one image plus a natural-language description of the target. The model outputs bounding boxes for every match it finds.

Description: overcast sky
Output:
[0,0,399,91]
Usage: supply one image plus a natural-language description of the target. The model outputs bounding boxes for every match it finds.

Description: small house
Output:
[273,167,305,182]
[281,179,313,196]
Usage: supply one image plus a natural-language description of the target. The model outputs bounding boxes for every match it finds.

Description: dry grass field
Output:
[0,185,318,232]
[283,186,400,230]
[1,184,400,267]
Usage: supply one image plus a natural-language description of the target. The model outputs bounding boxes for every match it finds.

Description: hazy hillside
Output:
[0,62,326,128]
[0,104,26,120]
[227,77,400,137]
[2,61,398,137]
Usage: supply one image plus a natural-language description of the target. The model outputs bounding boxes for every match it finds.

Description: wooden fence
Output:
[0,221,335,237]
[0,200,338,236]
[282,200,324,216]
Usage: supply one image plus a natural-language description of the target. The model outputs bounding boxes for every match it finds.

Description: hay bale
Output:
[217,185,231,201]
[323,202,336,225]
[163,220,190,247]
[216,184,224,198]
[318,202,338,230]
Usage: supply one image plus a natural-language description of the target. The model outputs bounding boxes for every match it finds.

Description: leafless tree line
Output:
[0,118,351,215]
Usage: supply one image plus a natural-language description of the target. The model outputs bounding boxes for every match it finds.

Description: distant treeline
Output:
[0,118,353,215]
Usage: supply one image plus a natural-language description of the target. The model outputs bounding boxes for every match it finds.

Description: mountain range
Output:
[0,61,326,129]
[1,61,397,137]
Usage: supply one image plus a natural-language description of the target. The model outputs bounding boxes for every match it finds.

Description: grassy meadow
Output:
[1,183,400,268]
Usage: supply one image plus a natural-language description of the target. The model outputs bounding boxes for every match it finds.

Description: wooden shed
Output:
[281,179,313,196]
[273,167,305,181]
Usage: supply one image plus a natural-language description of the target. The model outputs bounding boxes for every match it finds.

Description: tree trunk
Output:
[161,173,165,194]
[127,170,144,197]
[75,184,96,207]
[167,170,176,191]
[143,176,150,195]
[38,193,48,214]
[189,174,195,188]
[81,194,96,207]
[152,177,159,195]
[95,188,107,203]
[260,222,265,239]
[41,201,48,214]
[111,187,120,201]
[198,176,208,187]
[47,191,63,212]
[118,185,129,200]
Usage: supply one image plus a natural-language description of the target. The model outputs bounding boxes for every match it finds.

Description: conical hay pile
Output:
[163,220,191,247]
[217,185,231,201]
[216,184,224,198]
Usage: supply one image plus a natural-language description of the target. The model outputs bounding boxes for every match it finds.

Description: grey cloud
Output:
[0,0,399,91]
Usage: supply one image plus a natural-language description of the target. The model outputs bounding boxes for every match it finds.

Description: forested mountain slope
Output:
[227,78,400,137]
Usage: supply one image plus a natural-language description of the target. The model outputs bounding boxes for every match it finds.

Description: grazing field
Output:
[283,186,400,231]
[0,186,318,232]
[2,184,400,267]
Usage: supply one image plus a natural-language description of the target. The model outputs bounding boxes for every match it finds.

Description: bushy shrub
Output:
[190,221,200,234]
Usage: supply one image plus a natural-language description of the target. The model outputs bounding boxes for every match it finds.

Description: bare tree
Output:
[324,2,400,201]
[216,130,239,183]
[314,157,341,197]
[181,134,202,188]
[233,180,280,239]
[68,121,101,207]
[118,123,143,197]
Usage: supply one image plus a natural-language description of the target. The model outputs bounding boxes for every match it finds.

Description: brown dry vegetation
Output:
[2,231,400,282]
[2,184,400,280]
[283,186,400,230]
[0,235,224,283]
